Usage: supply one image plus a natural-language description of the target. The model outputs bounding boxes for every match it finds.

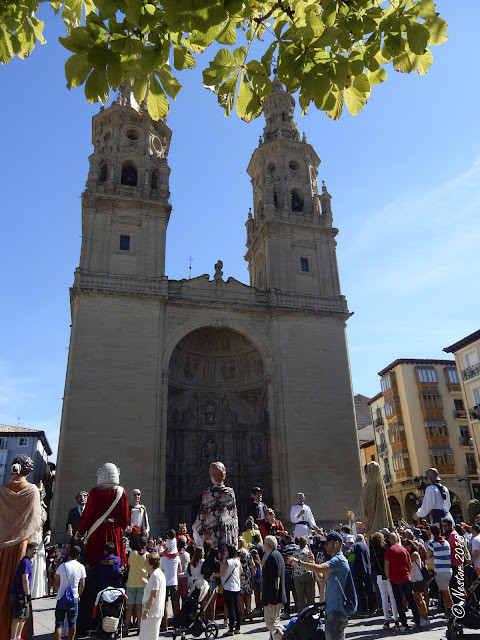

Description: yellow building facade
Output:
[368,359,479,524]
[444,330,480,489]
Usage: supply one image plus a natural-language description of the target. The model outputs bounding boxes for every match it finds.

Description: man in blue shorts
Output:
[54,545,86,640]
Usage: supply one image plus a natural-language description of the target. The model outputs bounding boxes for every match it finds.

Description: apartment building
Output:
[368,359,479,524]
[0,424,52,485]
[444,329,480,479]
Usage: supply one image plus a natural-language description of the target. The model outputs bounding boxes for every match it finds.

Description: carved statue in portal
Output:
[203,438,219,463]
[184,355,199,380]
[221,359,236,382]
[205,396,216,424]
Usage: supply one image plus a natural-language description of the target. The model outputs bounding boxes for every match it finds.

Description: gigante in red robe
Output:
[77,486,130,566]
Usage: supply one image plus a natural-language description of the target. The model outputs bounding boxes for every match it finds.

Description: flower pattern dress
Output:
[193,484,239,553]
[239,550,253,595]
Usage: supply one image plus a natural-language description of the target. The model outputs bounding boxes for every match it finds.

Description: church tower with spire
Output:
[245,77,340,297]
[80,85,172,280]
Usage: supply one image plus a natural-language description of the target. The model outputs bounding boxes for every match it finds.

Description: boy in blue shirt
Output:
[10,542,38,640]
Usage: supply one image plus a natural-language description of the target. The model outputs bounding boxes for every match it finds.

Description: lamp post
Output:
[413,475,427,495]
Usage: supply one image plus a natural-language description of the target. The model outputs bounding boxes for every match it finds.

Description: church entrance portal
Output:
[166,327,271,529]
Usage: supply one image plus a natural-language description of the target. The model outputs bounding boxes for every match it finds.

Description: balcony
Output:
[462,363,480,381]
[466,464,477,476]
[383,473,392,485]
[377,442,387,454]
[374,417,384,427]
[470,406,480,421]
[459,436,472,447]
[454,409,468,419]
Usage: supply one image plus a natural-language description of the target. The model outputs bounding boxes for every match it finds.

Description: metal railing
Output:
[383,473,392,484]
[377,442,387,454]
[462,363,480,380]
[373,417,384,427]
[466,464,477,476]
[459,436,471,447]
[454,409,467,419]
[469,406,480,421]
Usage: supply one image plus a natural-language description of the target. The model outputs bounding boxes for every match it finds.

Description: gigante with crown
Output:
[53,79,362,536]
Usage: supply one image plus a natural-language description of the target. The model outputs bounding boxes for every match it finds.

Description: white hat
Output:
[97,462,120,486]
[344,534,355,543]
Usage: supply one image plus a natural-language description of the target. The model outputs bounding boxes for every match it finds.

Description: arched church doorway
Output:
[166,327,271,529]
[388,496,402,523]
[405,492,418,523]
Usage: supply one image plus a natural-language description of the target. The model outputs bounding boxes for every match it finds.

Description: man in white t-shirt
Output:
[471,524,480,577]
[53,545,86,640]
[160,536,181,630]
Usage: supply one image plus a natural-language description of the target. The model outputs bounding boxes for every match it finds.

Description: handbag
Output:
[415,559,430,582]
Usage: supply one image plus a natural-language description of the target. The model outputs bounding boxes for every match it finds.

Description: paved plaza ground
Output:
[31,596,480,640]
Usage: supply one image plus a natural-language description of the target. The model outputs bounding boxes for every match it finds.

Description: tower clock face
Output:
[151,135,163,156]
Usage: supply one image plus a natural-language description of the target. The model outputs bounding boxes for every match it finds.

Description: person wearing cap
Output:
[75,462,130,567]
[126,489,150,551]
[290,493,320,539]
[248,487,268,530]
[289,531,350,640]
[415,468,453,531]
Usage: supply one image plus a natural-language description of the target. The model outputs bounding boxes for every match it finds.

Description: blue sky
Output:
[1,1,479,459]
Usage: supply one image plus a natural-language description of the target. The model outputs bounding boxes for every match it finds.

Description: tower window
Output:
[267,162,276,172]
[273,192,278,208]
[291,189,304,212]
[125,128,140,141]
[151,170,158,189]
[289,160,300,171]
[121,162,137,186]
[99,164,107,182]
[119,235,130,251]
[300,258,309,272]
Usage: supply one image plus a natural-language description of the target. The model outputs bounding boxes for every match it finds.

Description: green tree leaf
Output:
[157,66,182,99]
[393,47,433,74]
[65,53,93,88]
[236,71,262,122]
[132,74,148,104]
[367,66,387,86]
[84,68,110,103]
[173,43,195,70]
[217,70,240,116]
[0,28,14,64]
[216,17,236,45]
[148,74,169,119]
[344,85,369,116]
[406,21,429,55]
[424,17,448,46]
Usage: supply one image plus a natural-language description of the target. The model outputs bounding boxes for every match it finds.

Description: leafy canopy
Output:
[0,0,447,121]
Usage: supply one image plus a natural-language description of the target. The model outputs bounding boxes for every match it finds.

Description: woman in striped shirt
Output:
[426,524,454,617]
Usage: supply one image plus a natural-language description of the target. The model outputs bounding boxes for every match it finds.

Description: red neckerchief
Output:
[434,535,446,545]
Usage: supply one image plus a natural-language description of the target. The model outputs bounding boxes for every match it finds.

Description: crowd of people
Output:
[2,457,480,640]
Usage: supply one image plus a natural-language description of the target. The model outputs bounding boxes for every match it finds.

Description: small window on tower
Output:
[301,258,309,272]
[151,170,158,189]
[119,235,130,251]
[121,162,137,186]
[99,164,108,182]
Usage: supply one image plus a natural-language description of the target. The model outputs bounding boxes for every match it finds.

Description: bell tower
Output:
[245,77,341,298]
[78,85,172,280]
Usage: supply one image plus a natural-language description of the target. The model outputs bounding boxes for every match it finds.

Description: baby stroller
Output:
[173,579,219,640]
[93,587,127,639]
[446,572,480,640]
[282,604,325,640]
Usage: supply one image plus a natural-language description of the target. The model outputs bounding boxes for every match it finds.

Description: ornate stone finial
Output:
[248,208,253,220]
[214,260,223,280]
[322,180,329,193]
[272,74,285,93]
[258,135,263,146]
[302,132,307,143]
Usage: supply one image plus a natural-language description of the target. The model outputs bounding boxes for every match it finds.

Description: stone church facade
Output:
[52,80,362,534]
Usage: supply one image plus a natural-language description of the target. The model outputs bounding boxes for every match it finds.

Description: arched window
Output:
[121,161,137,186]
[291,189,304,212]
[151,170,158,189]
[99,164,108,182]
[273,192,278,208]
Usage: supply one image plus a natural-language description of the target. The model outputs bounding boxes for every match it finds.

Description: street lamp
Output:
[413,475,427,495]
